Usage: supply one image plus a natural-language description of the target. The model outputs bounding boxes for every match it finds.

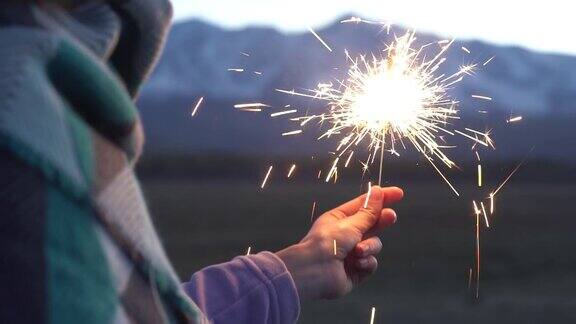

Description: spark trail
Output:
[279,30,490,194]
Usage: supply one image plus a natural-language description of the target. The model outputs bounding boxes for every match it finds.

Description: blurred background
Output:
[137,1,576,322]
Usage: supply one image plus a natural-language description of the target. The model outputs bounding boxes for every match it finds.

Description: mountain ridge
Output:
[137,17,576,163]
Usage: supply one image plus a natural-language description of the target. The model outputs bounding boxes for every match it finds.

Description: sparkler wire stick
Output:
[378,130,385,185]
[364,182,372,208]
[475,206,480,298]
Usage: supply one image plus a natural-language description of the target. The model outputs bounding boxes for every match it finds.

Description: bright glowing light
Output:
[280,30,486,195]
[347,68,428,132]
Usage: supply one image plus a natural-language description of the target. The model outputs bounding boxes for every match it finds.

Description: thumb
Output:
[341,186,383,234]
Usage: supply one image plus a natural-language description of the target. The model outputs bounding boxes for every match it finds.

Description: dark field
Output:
[142,179,576,323]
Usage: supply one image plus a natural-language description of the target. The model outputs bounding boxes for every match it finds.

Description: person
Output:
[0,1,404,323]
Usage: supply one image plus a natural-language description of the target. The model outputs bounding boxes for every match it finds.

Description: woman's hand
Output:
[276,186,404,301]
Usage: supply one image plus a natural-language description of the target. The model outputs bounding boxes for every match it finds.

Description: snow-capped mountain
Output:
[137,17,576,162]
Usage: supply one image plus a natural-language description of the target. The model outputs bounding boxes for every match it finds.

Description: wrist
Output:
[276,242,323,301]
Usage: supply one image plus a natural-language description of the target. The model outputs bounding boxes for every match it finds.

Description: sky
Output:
[171,0,576,56]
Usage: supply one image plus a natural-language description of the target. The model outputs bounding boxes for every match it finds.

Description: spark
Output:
[344,151,354,167]
[325,158,340,182]
[241,52,250,57]
[271,110,298,117]
[287,164,297,178]
[475,151,481,161]
[459,64,476,76]
[507,116,523,123]
[489,193,494,214]
[254,71,263,75]
[238,108,262,112]
[246,246,252,255]
[471,94,492,101]
[477,164,483,187]
[475,203,480,299]
[473,200,481,215]
[307,27,333,52]
[261,165,273,189]
[363,182,372,208]
[282,130,302,136]
[340,16,362,24]
[191,96,204,117]
[276,31,487,195]
[492,161,525,196]
[370,307,376,324]
[481,201,489,227]
[228,68,244,72]
[333,239,337,255]
[340,17,389,31]
[467,267,473,290]
[317,170,322,179]
[455,130,489,147]
[461,46,471,54]
[234,103,270,109]
[310,201,317,222]
[483,56,495,66]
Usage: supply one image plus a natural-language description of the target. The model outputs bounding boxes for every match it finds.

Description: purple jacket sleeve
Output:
[182,252,300,324]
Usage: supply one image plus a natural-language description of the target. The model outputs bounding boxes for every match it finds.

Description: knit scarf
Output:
[0,1,204,323]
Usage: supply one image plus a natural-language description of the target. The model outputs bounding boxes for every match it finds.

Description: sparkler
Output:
[278,30,493,194]
[238,23,527,304]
